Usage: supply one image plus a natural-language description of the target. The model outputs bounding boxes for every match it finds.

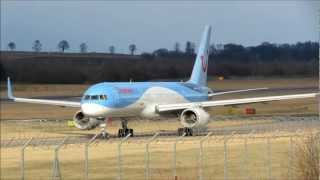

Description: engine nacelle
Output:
[180,108,210,128]
[73,111,101,130]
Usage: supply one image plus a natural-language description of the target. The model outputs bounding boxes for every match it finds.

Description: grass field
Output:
[1,131,319,180]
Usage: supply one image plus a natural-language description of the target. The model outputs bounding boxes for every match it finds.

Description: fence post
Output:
[173,133,186,180]
[145,132,160,180]
[288,134,293,180]
[85,131,102,180]
[266,135,271,180]
[51,136,68,180]
[117,133,131,180]
[224,132,235,180]
[199,132,212,180]
[317,131,320,180]
[242,130,255,180]
[21,138,33,180]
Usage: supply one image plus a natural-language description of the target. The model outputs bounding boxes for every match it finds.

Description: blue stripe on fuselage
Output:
[81,82,209,108]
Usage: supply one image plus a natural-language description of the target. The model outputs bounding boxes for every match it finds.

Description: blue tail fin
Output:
[188,25,211,87]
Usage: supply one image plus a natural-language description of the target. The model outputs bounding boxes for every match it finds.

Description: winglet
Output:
[7,77,14,99]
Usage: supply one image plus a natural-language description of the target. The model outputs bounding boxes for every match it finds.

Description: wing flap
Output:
[156,93,317,112]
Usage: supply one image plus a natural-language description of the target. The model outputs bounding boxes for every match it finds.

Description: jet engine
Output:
[73,111,101,130]
[180,108,210,128]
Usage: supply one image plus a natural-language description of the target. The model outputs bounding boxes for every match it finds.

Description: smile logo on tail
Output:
[201,55,207,72]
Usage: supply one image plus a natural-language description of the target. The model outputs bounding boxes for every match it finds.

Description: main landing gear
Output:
[118,119,134,137]
[178,127,193,136]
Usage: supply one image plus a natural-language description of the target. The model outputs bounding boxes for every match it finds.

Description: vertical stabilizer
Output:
[188,25,211,87]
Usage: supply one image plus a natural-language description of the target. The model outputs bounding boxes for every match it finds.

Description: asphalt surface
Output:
[2,115,319,148]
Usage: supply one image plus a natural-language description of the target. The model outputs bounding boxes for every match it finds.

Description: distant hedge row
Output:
[0,46,318,84]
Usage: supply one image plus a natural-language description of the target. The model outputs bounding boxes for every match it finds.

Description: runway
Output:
[2,114,318,148]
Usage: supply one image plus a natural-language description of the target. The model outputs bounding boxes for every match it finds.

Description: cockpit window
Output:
[84,95,90,100]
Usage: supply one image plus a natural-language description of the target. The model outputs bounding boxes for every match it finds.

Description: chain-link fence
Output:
[1,129,319,180]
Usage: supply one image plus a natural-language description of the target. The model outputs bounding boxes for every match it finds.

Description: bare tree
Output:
[32,40,42,52]
[174,42,180,52]
[58,40,70,52]
[209,44,216,55]
[109,45,115,54]
[190,42,196,54]
[79,43,88,53]
[8,42,16,51]
[129,44,136,55]
[185,41,193,55]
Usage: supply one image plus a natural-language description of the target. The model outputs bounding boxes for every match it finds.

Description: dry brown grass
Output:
[1,133,317,180]
[294,132,320,180]
[208,77,317,90]
[0,83,89,97]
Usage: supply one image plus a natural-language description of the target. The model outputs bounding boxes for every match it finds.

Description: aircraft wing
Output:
[7,77,81,108]
[208,87,268,97]
[156,93,318,112]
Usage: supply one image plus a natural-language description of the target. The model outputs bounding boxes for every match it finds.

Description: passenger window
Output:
[84,95,90,100]
[99,95,108,100]
[91,95,99,100]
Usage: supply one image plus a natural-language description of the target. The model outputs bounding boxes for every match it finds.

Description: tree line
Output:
[1,41,318,83]
[6,40,137,55]
[6,40,318,63]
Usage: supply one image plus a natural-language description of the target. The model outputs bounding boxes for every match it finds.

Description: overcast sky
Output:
[1,1,319,54]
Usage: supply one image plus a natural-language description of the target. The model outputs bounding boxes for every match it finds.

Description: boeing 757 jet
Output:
[7,26,318,137]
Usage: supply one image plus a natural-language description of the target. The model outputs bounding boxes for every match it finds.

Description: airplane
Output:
[7,25,318,137]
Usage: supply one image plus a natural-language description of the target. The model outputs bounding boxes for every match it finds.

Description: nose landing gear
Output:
[118,119,134,137]
[99,123,108,139]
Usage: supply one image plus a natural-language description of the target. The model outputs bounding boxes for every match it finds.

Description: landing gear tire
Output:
[118,128,134,138]
[118,119,134,138]
[178,127,193,136]
[118,129,123,137]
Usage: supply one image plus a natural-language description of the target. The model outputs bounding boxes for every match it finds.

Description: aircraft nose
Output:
[81,103,108,116]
